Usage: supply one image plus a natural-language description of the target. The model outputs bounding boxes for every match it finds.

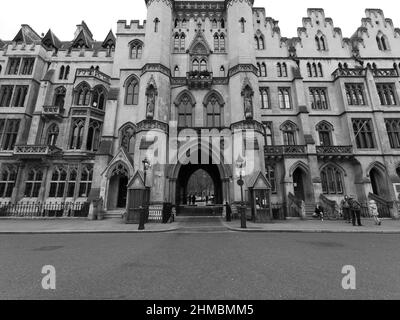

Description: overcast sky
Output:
[0,0,399,41]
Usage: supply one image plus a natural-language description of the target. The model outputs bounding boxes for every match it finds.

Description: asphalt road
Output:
[0,231,399,300]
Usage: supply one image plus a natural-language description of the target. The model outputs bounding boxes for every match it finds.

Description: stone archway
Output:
[107,163,129,210]
[369,166,389,199]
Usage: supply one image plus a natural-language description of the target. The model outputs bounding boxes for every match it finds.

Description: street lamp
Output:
[235,155,247,229]
[139,157,151,231]
[142,157,151,187]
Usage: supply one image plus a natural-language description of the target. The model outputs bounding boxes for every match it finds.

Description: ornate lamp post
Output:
[235,155,246,229]
[139,157,151,231]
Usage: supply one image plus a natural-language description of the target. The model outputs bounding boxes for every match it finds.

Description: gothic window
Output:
[277,63,282,77]
[315,35,327,51]
[180,34,186,51]
[312,63,318,77]
[385,119,400,149]
[54,86,66,108]
[177,94,193,127]
[120,124,135,152]
[352,119,376,149]
[257,63,261,77]
[265,164,277,194]
[0,166,17,198]
[125,77,139,105]
[64,66,70,80]
[182,19,187,28]
[46,123,59,146]
[75,83,91,106]
[0,119,20,151]
[376,83,397,105]
[376,34,389,51]
[220,19,225,28]
[69,118,85,150]
[345,83,366,105]
[174,34,180,51]
[277,63,287,77]
[91,86,107,110]
[192,59,199,72]
[205,94,222,127]
[321,165,344,195]
[281,121,297,146]
[239,18,245,33]
[79,166,93,197]
[130,41,143,59]
[255,35,264,50]
[214,34,220,51]
[219,34,225,51]
[20,58,35,75]
[59,65,65,80]
[154,18,160,33]
[49,167,67,198]
[309,88,328,110]
[200,59,207,72]
[318,63,323,77]
[174,19,179,28]
[67,168,77,198]
[6,58,21,75]
[316,121,333,146]
[86,120,102,152]
[212,19,218,29]
[12,86,28,107]
[254,36,259,50]
[0,86,14,107]
[24,169,43,198]
[307,63,312,77]
[278,88,292,109]
[260,88,270,109]
[263,122,274,146]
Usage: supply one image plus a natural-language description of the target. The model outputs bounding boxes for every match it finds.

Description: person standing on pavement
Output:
[368,199,382,226]
[340,196,351,223]
[226,202,232,222]
[349,196,363,226]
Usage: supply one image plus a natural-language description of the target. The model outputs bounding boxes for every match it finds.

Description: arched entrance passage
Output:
[176,164,223,206]
[293,167,307,201]
[107,163,129,210]
[369,167,389,198]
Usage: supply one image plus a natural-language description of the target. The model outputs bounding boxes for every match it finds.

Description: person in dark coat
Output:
[192,195,196,206]
[349,197,363,226]
[226,202,232,222]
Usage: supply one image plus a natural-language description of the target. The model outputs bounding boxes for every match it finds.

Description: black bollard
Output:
[240,206,247,229]
[138,209,145,230]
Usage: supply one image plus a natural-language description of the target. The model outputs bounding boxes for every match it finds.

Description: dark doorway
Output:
[370,168,388,198]
[176,164,223,206]
[293,168,306,201]
[117,175,128,208]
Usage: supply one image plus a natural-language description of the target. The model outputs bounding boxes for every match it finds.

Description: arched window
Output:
[212,19,218,29]
[174,66,180,77]
[219,34,225,51]
[200,59,207,72]
[260,88,270,109]
[12,86,28,107]
[377,34,389,51]
[177,94,193,127]
[282,63,288,77]
[239,18,245,33]
[307,63,312,77]
[0,166,17,198]
[64,66,70,80]
[180,33,186,51]
[174,34,180,51]
[49,167,67,198]
[174,19,179,28]
[312,63,318,77]
[24,169,43,198]
[316,35,327,51]
[254,36,259,50]
[46,123,59,146]
[385,119,400,149]
[321,165,344,195]
[125,76,139,105]
[257,63,261,77]
[318,63,323,77]
[214,34,220,51]
[182,19,187,28]
[67,168,78,198]
[154,18,160,33]
[192,59,199,72]
[277,63,282,77]
[220,19,225,28]
[69,118,85,150]
[205,94,223,127]
[75,83,91,106]
[120,124,135,152]
[79,166,93,197]
[86,120,102,152]
[259,36,265,50]
[264,123,273,146]
[59,65,65,80]
[54,86,66,108]
[92,86,107,110]
[261,63,267,77]
[130,41,143,59]
[281,121,297,146]
[316,121,333,146]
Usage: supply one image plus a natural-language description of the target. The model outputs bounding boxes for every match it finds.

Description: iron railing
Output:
[0,202,90,218]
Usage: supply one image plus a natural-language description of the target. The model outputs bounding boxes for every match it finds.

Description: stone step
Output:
[104,210,124,219]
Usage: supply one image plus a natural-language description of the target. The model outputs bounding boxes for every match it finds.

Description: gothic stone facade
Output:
[1,0,400,218]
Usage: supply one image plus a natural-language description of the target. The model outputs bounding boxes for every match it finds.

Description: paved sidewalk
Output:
[222,218,400,234]
[0,218,179,234]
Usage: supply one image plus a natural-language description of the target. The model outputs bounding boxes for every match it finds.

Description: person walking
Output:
[349,196,363,226]
[368,199,382,226]
[340,196,351,223]
[226,202,232,222]
[314,205,324,221]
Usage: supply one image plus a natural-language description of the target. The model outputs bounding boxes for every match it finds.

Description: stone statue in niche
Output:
[146,87,156,119]
[243,87,253,120]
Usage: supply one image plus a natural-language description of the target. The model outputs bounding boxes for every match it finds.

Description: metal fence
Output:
[0,202,90,218]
